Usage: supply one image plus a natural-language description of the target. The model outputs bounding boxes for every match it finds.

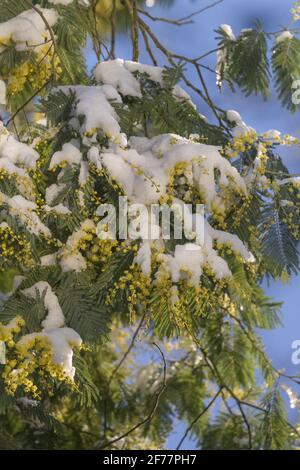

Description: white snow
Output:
[1,193,51,237]
[0,80,6,105]
[94,59,142,98]
[44,203,71,215]
[87,146,102,170]
[79,161,89,185]
[49,0,74,5]
[22,281,65,330]
[40,253,58,266]
[19,281,82,379]
[276,31,294,44]
[94,59,196,108]
[102,133,246,207]
[134,241,152,275]
[0,8,58,52]
[49,142,82,169]
[45,327,82,380]
[220,24,236,40]
[45,183,66,205]
[54,85,122,141]
[60,252,87,272]
[263,129,281,140]
[0,127,39,169]
[226,110,243,124]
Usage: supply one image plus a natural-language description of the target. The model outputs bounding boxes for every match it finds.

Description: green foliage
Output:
[56,272,110,342]
[259,204,299,276]
[260,387,290,450]
[216,22,270,98]
[0,0,300,452]
[272,36,300,111]
[115,73,227,145]
[39,90,76,127]
[217,22,300,111]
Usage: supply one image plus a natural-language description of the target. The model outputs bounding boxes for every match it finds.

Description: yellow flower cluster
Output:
[0,316,24,346]
[150,251,242,332]
[0,224,33,269]
[291,1,300,21]
[0,167,37,218]
[225,131,299,161]
[280,181,300,239]
[0,317,74,398]
[224,131,258,159]
[107,263,151,318]
[262,133,299,146]
[167,160,203,204]
[152,264,185,328]
[7,62,31,95]
[87,238,135,268]
[7,46,62,97]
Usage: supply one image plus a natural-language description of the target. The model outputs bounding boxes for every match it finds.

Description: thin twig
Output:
[124,0,139,61]
[194,62,223,126]
[140,27,157,66]
[138,9,193,26]
[182,320,253,449]
[97,343,167,450]
[6,79,51,126]
[102,309,147,438]
[178,0,225,23]
[91,0,102,60]
[137,16,228,126]
[108,310,147,387]
[176,388,222,450]
[110,0,117,59]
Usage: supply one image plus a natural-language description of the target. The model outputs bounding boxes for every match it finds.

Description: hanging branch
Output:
[102,309,147,437]
[97,343,167,450]
[176,388,223,450]
[140,26,158,66]
[4,0,59,125]
[108,310,147,386]
[137,9,193,26]
[110,0,117,59]
[138,0,225,26]
[91,0,102,60]
[6,78,52,126]
[137,15,228,128]
[178,0,225,23]
[182,320,253,450]
[124,0,139,62]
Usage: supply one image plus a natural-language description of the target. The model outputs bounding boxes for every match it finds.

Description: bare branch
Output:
[110,0,117,59]
[182,320,253,449]
[90,0,102,60]
[108,310,147,387]
[6,79,51,127]
[178,0,225,23]
[97,342,167,450]
[140,27,158,66]
[124,0,139,61]
[138,9,193,26]
[176,388,222,450]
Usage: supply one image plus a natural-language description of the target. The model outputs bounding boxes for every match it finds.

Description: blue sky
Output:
[88,0,300,449]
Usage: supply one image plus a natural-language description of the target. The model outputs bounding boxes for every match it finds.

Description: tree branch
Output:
[97,342,167,450]
[176,388,222,450]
